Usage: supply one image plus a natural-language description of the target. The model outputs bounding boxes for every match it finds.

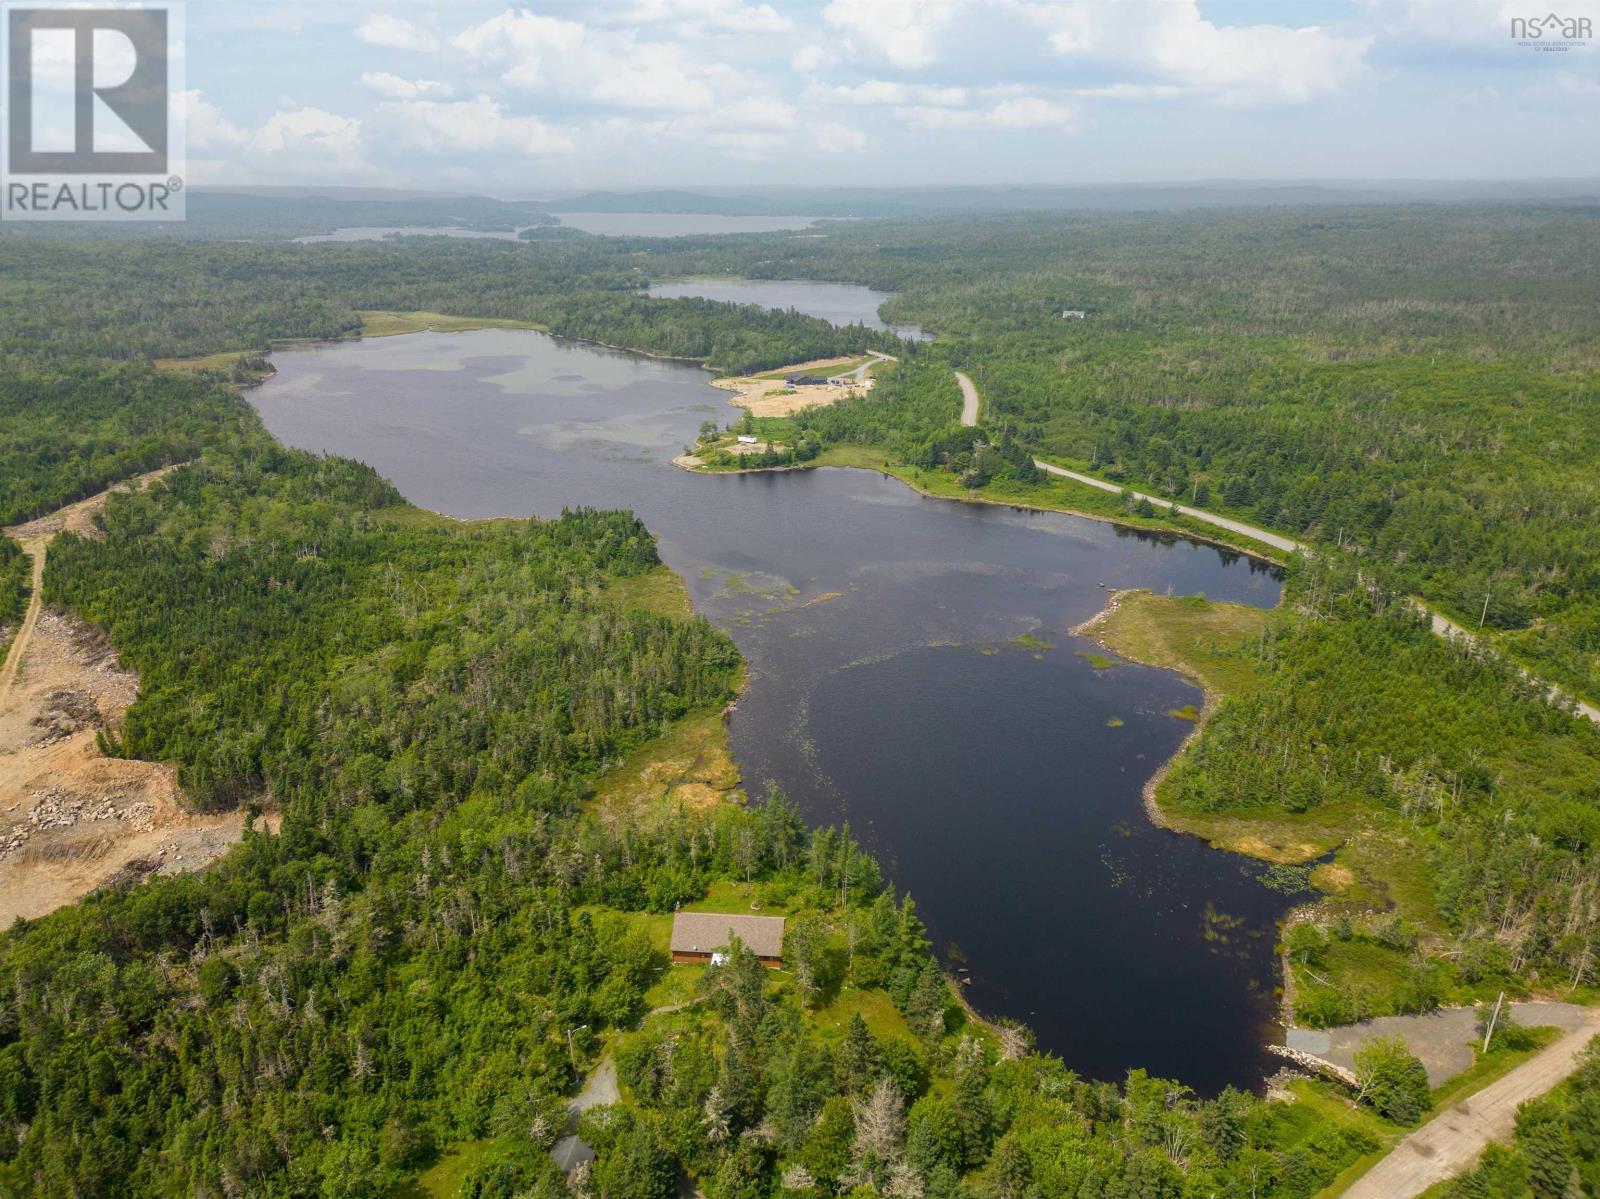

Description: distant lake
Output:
[293,226,533,244]
[648,278,931,341]
[551,212,826,237]
[250,327,1291,1094]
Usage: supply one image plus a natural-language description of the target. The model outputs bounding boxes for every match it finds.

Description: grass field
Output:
[152,349,256,373]
[586,706,741,816]
[1089,590,1273,698]
[597,563,693,621]
[357,310,545,338]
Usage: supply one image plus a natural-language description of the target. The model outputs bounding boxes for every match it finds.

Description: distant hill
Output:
[0,191,557,241]
[542,180,1600,218]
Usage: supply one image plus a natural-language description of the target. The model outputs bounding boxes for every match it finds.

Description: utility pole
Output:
[567,1024,588,1071]
[1479,588,1491,630]
[1482,991,1504,1054]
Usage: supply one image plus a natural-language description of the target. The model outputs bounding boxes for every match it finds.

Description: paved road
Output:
[947,371,1599,728]
[955,370,980,427]
[1345,1015,1600,1199]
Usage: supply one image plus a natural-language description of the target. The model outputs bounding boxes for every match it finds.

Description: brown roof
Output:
[670,912,786,959]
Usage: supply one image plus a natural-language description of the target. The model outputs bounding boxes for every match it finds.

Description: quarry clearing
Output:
[712,352,885,418]
[0,470,252,924]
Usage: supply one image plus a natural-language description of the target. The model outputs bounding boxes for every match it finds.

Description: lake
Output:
[648,277,931,341]
[292,226,535,244]
[551,212,827,237]
[250,327,1292,1094]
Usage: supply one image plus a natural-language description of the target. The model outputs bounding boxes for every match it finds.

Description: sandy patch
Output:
[713,358,878,419]
[1311,863,1356,892]
[1,468,253,925]
[0,611,246,924]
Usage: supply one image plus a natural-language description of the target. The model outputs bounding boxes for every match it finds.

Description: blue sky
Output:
[176,1,1600,193]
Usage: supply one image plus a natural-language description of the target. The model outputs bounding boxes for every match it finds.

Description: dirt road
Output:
[0,538,46,707]
[1344,1015,1600,1198]
[0,466,249,923]
[955,370,980,427]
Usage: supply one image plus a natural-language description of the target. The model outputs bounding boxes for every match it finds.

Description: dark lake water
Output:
[250,327,1292,1094]
[647,278,930,342]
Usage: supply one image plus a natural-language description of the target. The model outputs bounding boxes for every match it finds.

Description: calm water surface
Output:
[292,226,535,244]
[251,328,1291,1093]
[648,277,930,341]
[552,212,825,236]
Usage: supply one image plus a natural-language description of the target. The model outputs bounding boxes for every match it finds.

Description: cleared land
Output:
[713,352,885,418]
[1343,1020,1600,1199]
[356,310,545,338]
[0,471,248,923]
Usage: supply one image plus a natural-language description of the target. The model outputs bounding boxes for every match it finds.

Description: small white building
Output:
[1061,308,1087,319]
[737,434,759,445]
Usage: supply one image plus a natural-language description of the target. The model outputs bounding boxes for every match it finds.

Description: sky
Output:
[169,0,1600,193]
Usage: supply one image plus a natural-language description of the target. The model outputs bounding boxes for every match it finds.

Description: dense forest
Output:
[0,365,255,525]
[8,203,1578,698]
[0,426,1392,1198]
[0,538,27,632]
[4,202,1600,1196]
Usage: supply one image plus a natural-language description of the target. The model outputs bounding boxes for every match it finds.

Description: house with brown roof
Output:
[670,911,785,968]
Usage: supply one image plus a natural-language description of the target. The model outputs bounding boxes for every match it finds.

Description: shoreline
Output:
[1070,587,1233,834]
[680,455,1289,571]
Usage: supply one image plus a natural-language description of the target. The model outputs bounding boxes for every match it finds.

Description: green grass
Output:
[1429,1026,1561,1110]
[684,879,797,915]
[357,310,545,338]
[586,702,742,817]
[1090,590,1273,699]
[1304,1028,1564,1198]
[751,356,874,381]
[597,564,692,621]
[400,1136,515,1199]
[152,349,255,373]
[1276,1081,1406,1199]
[812,986,916,1044]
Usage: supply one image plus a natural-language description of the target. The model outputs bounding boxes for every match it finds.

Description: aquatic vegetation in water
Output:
[1167,704,1202,721]
[1106,716,1125,728]
[1076,649,1115,669]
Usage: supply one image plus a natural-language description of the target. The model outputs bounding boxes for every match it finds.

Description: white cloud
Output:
[249,106,363,159]
[818,80,970,107]
[709,96,798,130]
[182,90,249,150]
[371,95,573,156]
[1069,82,1183,101]
[813,121,869,154]
[791,44,825,74]
[821,0,961,69]
[899,96,1077,131]
[451,10,749,113]
[619,0,792,34]
[356,13,438,53]
[1028,1,1371,105]
[360,72,453,100]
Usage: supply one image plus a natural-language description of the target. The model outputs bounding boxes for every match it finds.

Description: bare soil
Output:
[0,469,251,925]
[712,359,874,418]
